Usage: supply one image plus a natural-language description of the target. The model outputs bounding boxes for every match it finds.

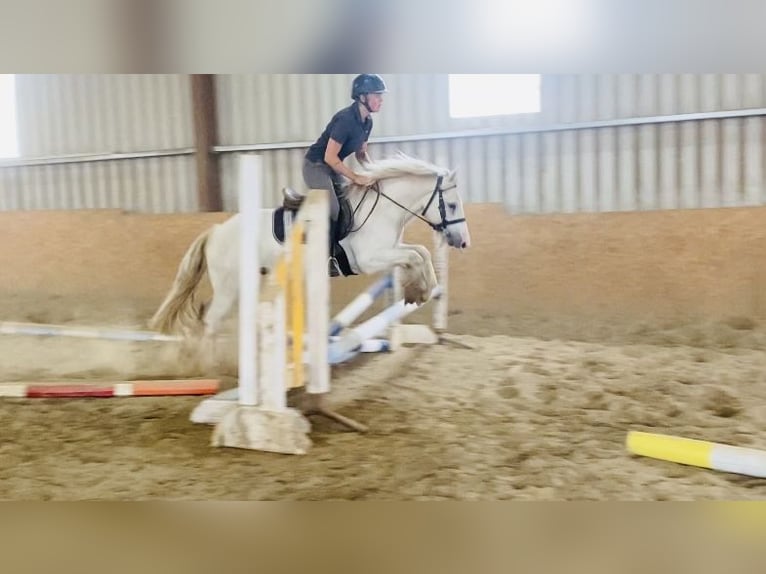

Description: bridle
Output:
[418,175,466,232]
[350,175,466,234]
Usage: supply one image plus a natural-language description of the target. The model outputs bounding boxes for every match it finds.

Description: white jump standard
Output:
[210,155,336,454]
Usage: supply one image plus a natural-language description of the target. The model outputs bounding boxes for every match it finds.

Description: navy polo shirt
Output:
[305,103,372,163]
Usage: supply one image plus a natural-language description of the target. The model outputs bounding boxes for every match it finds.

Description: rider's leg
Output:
[302,158,342,276]
[326,188,341,276]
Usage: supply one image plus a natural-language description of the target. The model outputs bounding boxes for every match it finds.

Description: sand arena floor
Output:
[1,292,765,501]
[2,204,766,500]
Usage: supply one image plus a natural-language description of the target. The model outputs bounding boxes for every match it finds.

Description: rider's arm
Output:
[325,138,364,184]
[355,142,371,165]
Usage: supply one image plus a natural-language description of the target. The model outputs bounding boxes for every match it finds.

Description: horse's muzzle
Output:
[445,229,470,249]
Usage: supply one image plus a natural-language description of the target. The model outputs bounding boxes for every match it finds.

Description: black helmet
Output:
[351,74,387,100]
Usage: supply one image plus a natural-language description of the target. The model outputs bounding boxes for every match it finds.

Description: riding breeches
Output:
[302,158,343,221]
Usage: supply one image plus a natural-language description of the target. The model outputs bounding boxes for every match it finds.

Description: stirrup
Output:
[282,186,304,210]
[328,257,342,278]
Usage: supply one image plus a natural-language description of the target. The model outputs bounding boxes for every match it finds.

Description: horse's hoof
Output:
[403,294,427,306]
[403,282,425,306]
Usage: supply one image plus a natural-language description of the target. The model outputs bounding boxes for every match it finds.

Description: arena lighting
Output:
[473,0,589,56]
[0,75,19,158]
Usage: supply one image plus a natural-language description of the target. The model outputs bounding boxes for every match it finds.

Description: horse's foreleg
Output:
[399,243,437,293]
[355,248,432,305]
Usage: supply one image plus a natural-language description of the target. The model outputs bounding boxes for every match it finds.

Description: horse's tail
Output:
[149,228,212,335]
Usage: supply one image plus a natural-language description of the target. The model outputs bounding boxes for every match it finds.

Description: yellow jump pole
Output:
[289,221,305,390]
[626,431,766,479]
[272,220,305,391]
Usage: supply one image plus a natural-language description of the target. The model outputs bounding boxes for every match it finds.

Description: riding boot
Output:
[328,217,338,257]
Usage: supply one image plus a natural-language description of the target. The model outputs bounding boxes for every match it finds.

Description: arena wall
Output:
[2,204,766,330]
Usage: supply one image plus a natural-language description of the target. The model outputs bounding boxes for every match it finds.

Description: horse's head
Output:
[357,154,472,250]
[419,168,471,250]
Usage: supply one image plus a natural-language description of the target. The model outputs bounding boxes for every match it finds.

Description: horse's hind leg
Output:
[199,286,238,372]
[200,223,241,371]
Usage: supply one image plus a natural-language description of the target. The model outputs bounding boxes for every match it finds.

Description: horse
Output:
[149,153,471,340]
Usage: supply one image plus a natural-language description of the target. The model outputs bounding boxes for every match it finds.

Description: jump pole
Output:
[328,285,443,364]
[0,321,182,342]
[0,379,219,398]
[627,431,766,479]
[329,274,393,337]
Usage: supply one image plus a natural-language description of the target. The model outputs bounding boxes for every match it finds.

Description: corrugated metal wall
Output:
[0,74,197,212]
[215,74,766,213]
[0,157,196,212]
[15,75,192,155]
[218,74,766,140]
[2,74,765,214]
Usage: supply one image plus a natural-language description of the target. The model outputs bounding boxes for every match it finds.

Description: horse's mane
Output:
[362,152,448,178]
[351,152,451,188]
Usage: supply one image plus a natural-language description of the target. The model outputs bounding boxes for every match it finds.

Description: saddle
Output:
[271,186,357,277]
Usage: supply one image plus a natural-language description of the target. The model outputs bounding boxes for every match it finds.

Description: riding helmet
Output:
[351,74,387,100]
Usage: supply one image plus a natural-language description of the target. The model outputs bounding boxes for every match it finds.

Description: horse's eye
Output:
[447,202,458,213]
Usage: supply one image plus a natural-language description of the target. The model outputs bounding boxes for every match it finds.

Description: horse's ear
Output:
[449,169,457,181]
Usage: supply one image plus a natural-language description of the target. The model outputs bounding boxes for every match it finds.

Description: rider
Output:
[302,73,387,276]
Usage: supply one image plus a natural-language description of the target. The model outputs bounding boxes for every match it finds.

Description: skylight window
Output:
[448,74,541,119]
